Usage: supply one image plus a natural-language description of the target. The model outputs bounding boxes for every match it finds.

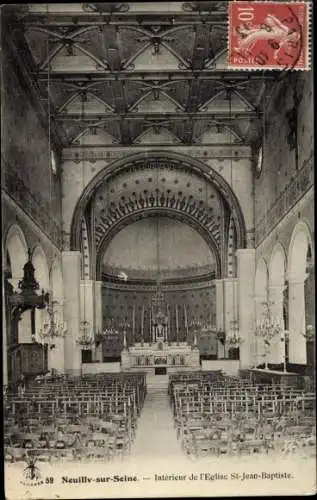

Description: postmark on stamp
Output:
[228,1,311,70]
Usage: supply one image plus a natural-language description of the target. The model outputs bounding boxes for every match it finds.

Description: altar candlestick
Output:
[184,304,188,339]
[167,304,170,342]
[141,305,144,340]
[166,304,171,341]
[176,305,179,341]
[151,306,155,343]
[132,305,135,342]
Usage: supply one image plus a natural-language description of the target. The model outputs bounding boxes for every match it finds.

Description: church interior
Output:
[2,3,315,467]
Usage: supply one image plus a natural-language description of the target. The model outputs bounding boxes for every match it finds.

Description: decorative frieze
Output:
[95,190,222,249]
[62,145,251,164]
[102,280,216,292]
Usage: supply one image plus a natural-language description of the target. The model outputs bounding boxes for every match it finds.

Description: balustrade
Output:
[255,158,313,245]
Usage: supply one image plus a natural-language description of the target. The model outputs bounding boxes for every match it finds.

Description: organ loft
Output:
[1,2,315,489]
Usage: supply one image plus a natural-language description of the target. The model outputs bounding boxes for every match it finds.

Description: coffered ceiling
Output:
[5,2,276,149]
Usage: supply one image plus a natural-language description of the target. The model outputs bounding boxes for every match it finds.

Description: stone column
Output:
[223,278,237,359]
[2,283,8,387]
[268,285,285,364]
[95,281,103,332]
[62,251,82,375]
[80,279,96,360]
[214,279,225,358]
[95,281,103,362]
[236,249,256,369]
[254,294,267,367]
[288,275,307,364]
[49,299,65,374]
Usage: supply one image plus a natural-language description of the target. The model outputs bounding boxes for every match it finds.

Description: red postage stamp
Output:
[228,1,310,70]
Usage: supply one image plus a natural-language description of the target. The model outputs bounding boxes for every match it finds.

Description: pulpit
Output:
[8,343,47,383]
[5,250,49,385]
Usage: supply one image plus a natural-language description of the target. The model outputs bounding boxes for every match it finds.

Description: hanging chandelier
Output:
[255,302,283,341]
[95,319,119,343]
[225,319,244,348]
[38,299,67,348]
[301,324,315,341]
[255,301,283,368]
[76,320,95,349]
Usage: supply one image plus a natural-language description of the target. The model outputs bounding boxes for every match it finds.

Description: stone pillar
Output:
[214,279,225,358]
[2,284,8,387]
[268,285,285,364]
[62,251,82,375]
[95,281,103,362]
[236,249,256,369]
[80,280,95,327]
[223,278,237,358]
[49,299,65,374]
[80,279,96,360]
[288,276,307,364]
[254,294,267,367]
[95,281,103,332]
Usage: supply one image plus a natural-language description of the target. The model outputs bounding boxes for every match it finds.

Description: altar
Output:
[121,287,200,373]
[121,340,200,374]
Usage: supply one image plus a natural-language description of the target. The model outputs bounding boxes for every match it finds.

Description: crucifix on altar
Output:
[150,284,169,343]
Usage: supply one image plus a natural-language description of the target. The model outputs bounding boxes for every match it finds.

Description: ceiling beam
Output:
[33,71,275,83]
[182,24,212,144]
[19,15,228,26]
[94,24,130,143]
[55,111,259,121]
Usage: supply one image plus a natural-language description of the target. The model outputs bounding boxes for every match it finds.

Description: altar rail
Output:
[201,360,239,376]
[81,362,121,375]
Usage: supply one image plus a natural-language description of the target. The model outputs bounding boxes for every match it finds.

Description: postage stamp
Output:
[228,1,311,70]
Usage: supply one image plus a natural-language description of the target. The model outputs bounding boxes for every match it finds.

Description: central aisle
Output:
[130,375,184,459]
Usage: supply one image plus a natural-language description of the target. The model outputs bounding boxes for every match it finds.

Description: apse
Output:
[101,216,217,359]
[102,217,216,278]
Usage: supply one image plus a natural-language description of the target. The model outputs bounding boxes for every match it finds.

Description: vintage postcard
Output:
[1,1,315,499]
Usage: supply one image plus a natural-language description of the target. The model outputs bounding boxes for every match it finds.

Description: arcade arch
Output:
[5,224,28,289]
[70,152,247,281]
[287,221,313,365]
[268,243,286,365]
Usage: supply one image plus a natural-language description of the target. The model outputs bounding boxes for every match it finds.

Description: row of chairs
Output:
[4,372,146,463]
[169,371,316,459]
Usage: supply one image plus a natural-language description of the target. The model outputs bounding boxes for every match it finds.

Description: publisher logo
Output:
[21,456,44,487]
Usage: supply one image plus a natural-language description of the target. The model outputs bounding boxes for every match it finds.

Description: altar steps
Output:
[146,374,169,391]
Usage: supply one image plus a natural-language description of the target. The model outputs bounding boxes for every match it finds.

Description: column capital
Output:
[213,279,224,285]
[223,277,237,284]
[287,273,308,284]
[236,248,256,257]
[254,294,267,302]
[80,279,94,286]
[62,250,82,258]
[52,297,65,307]
[268,283,286,291]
